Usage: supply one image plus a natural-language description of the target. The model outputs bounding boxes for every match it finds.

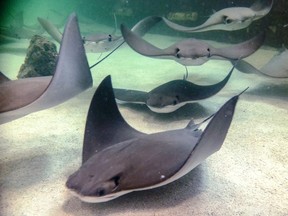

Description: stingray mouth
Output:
[176,57,209,66]
[66,177,130,203]
[66,180,122,203]
[67,188,124,203]
[147,101,191,113]
[66,171,123,202]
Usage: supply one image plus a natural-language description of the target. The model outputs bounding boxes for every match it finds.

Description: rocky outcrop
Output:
[18,35,57,78]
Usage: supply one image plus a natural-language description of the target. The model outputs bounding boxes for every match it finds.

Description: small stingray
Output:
[162,0,273,32]
[233,47,288,78]
[66,75,245,203]
[120,23,265,66]
[37,16,122,53]
[38,16,162,53]
[0,13,92,124]
[0,11,43,40]
[114,66,234,113]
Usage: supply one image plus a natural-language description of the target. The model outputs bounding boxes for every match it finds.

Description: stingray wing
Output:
[121,24,171,58]
[0,72,11,83]
[131,16,162,37]
[38,17,63,43]
[160,89,242,186]
[11,11,24,29]
[260,49,288,78]
[193,65,234,99]
[113,88,148,104]
[0,13,92,124]
[250,0,273,18]
[82,76,146,163]
[211,32,265,60]
[162,15,224,33]
[232,59,267,76]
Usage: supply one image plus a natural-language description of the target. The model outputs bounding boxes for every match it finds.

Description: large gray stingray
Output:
[0,13,92,125]
[38,16,162,53]
[233,47,288,78]
[121,24,265,66]
[66,75,244,203]
[162,0,273,32]
[114,65,234,113]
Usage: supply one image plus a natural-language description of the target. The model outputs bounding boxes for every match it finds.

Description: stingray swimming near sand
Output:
[114,65,235,113]
[162,0,273,33]
[66,75,246,203]
[121,23,265,66]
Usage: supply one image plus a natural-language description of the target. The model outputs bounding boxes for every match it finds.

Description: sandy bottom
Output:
[0,33,288,216]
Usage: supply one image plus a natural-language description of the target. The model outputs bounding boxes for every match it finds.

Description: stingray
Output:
[0,13,92,125]
[114,65,234,113]
[37,16,122,53]
[0,11,43,40]
[120,23,265,66]
[66,75,245,203]
[233,47,288,78]
[162,0,273,33]
[38,16,162,53]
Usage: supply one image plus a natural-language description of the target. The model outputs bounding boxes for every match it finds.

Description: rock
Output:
[17,35,57,78]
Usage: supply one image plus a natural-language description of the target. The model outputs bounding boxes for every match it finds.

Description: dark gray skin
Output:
[113,65,234,113]
[0,72,10,83]
[0,13,92,124]
[121,23,265,66]
[66,75,243,203]
[233,48,288,78]
[162,0,273,32]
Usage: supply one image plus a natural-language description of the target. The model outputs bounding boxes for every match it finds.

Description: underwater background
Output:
[1,0,288,45]
[0,0,288,215]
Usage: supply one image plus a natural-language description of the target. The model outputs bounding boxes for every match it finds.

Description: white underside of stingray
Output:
[116,98,194,113]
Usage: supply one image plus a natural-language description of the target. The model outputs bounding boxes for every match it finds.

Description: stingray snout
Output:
[66,170,82,192]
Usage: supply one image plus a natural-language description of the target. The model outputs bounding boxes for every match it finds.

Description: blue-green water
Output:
[1,0,286,45]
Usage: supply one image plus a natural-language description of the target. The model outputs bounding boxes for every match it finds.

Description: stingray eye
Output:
[207,48,211,57]
[95,187,107,196]
[111,175,120,187]
[223,16,232,24]
[173,95,180,105]
[108,34,112,42]
[175,48,181,58]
